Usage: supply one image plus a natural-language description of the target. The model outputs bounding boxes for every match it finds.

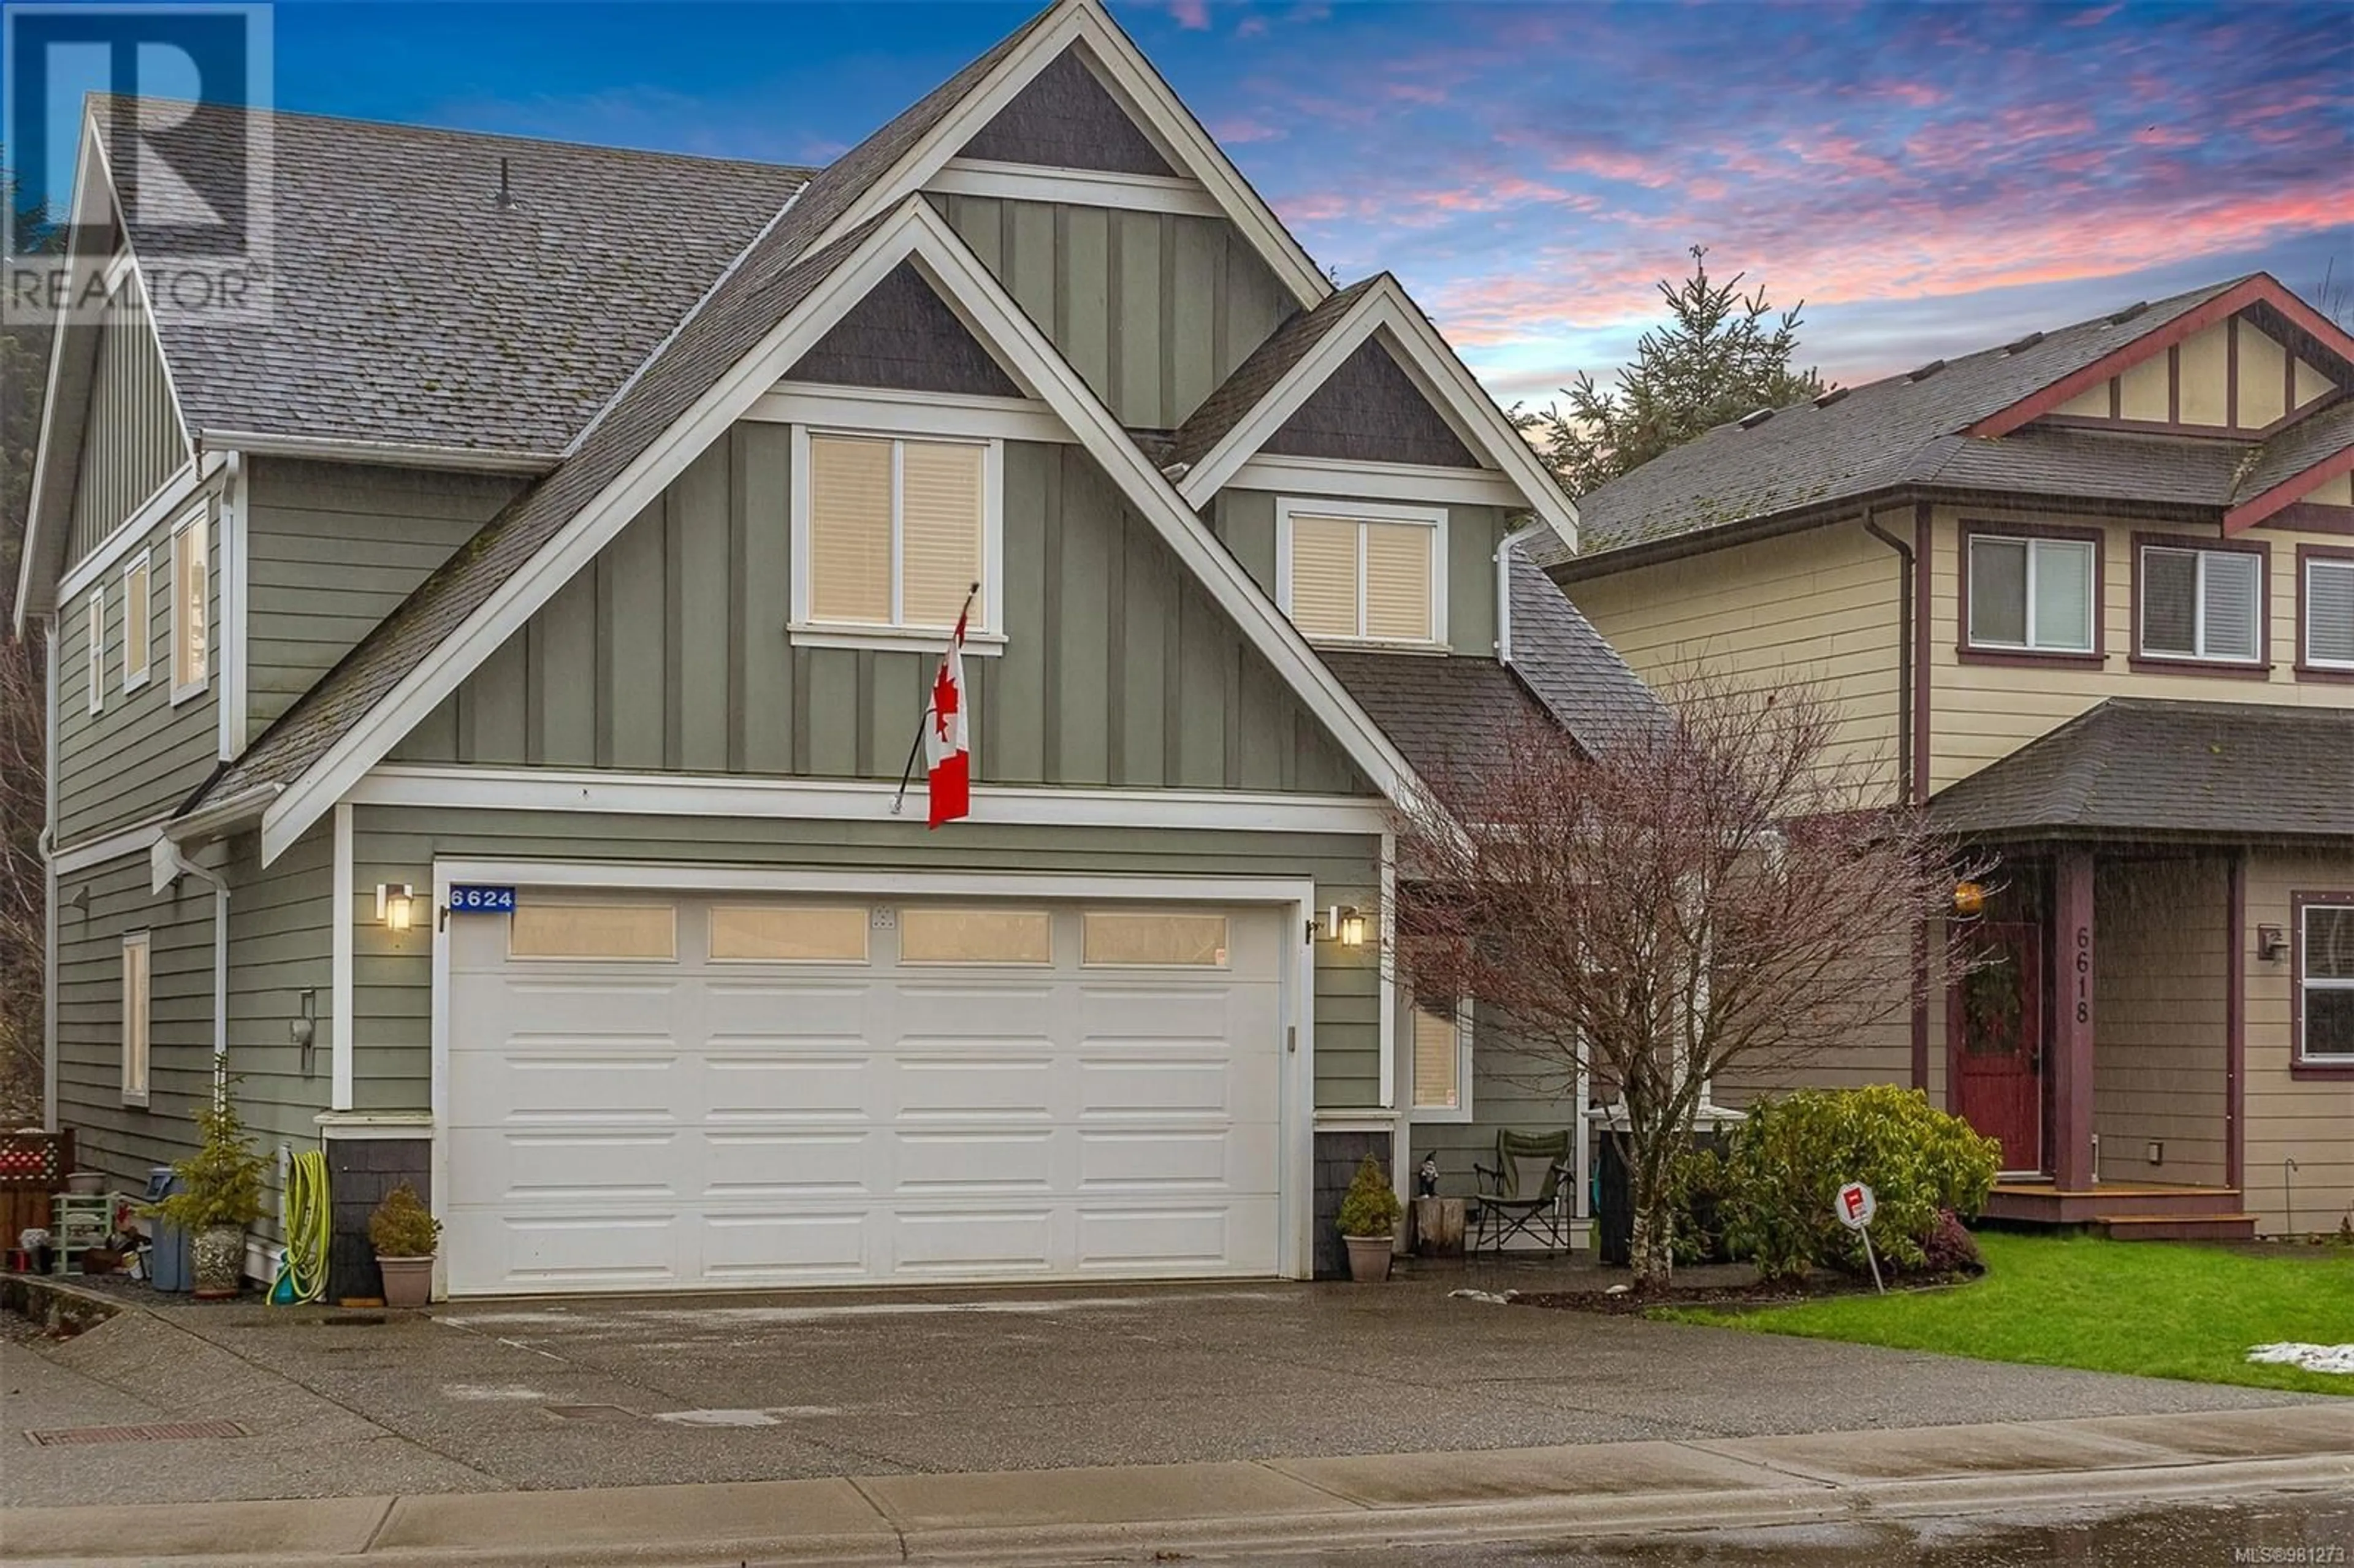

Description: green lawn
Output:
[1655,1231,2354,1396]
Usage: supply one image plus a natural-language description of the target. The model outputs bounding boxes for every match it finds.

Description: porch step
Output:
[1985,1184,2247,1224]
[2095,1212,2260,1242]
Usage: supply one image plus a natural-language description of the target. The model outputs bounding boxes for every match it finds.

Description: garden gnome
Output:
[1417,1154,1440,1197]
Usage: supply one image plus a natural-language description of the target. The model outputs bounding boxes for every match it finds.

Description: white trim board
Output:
[810,0,1330,311]
[352,764,1390,835]
[253,195,1422,864]
[926,157,1224,218]
[750,384,1073,444]
[1177,277,1578,551]
[50,819,167,878]
[425,858,1323,1289]
[1230,455,1529,510]
[331,802,355,1113]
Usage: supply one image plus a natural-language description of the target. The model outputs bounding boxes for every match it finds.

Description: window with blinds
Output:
[1411,999,1468,1118]
[121,932,150,1106]
[1279,503,1442,644]
[2305,555,2354,670]
[85,590,104,715]
[170,508,208,700]
[1967,533,2094,653]
[122,554,151,690]
[804,433,987,633]
[2139,545,2261,663]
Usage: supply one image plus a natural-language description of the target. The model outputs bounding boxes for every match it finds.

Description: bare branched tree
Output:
[1391,674,1981,1292]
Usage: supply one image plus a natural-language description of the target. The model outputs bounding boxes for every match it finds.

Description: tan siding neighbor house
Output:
[1555,273,2354,1240]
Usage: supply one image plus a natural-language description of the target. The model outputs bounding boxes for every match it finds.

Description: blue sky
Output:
[253,1,2354,401]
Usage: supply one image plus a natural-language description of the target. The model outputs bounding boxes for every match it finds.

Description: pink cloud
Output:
[1212,114,1284,144]
[1168,0,1209,30]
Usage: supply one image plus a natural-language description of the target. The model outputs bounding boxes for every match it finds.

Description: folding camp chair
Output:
[1472,1130,1572,1257]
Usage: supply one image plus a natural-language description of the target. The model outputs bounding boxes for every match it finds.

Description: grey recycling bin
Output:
[144,1166,191,1293]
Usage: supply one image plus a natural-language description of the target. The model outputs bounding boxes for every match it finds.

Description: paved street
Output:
[4,1269,2337,1506]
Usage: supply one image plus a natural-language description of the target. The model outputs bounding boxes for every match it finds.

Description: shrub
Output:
[1666,1143,1735,1265]
[1714,1086,2000,1281]
[1917,1208,1985,1277]
[148,1097,269,1232]
[1336,1155,1403,1238]
[368,1182,442,1257]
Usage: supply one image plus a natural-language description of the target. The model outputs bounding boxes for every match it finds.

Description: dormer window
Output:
[1276,498,1445,647]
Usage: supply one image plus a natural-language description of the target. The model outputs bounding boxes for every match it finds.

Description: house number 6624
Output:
[2074,926,2091,1024]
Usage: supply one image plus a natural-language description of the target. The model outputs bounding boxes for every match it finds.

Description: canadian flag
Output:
[924,610,971,828]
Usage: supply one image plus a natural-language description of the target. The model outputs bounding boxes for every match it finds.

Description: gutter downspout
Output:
[153,839,231,1107]
[1862,516,1916,804]
[1495,519,1553,666]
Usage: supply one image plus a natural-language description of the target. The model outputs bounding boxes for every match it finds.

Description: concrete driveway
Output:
[5,1269,2328,1504]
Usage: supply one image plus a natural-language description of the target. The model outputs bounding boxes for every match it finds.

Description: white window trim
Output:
[2301,901,2354,1064]
[121,554,150,691]
[2138,544,2262,664]
[121,931,151,1107]
[168,505,210,706]
[2304,557,2354,670]
[1273,496,1449,650]
[1966,533,2095,655]
[788,425,1005,653]
[85,588,104,715]
[1407,995,1474,1125]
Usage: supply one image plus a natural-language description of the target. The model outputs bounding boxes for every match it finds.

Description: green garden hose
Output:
[271,1149,330,1305]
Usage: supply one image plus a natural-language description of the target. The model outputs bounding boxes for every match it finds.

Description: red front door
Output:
[1951,921,2043,1171]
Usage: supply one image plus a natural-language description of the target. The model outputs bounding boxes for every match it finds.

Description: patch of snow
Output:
[441,1384,547,1401]
[2246,1342,2354,1375]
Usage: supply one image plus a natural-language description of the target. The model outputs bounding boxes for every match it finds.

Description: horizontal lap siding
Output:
[1926,507,2353,793]
[2244,849,2354,1235]
[400,428,1368,796]
[926,192,1288,429]
[66,283,189,566]
[245,460,522,736]
[2094,858,2228,1185]
[349,809,1382,1115]
[54,497,220,845]
[1569,516,1907,804]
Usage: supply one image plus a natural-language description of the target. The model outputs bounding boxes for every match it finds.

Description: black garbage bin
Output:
[1595,1128,1732,1269]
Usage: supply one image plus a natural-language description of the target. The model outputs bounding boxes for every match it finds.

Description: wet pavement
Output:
[1230,1489,2354,1566]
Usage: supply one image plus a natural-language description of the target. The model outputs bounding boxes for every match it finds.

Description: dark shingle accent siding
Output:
[785,261,1021,397]
[1265,339,1479,468]
[959,47,1175,177]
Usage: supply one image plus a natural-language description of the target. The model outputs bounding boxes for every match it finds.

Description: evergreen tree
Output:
[1519,246,1827,496]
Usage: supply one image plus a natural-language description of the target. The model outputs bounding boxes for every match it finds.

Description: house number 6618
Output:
[2074,926,2091,1024]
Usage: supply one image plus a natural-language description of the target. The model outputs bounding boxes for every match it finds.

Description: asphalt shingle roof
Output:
[2236,397,2354,504]
[1504,549,1667,755]
[1164,276,1382,471]
[1546,278,2260,565]
[1928,699,2354,840]
[1319,652,1556,788]
[97,97,811,455]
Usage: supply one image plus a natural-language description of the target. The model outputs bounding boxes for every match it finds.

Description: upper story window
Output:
[85,588,104,715]
[1276,499,1446,647]
[169,505,209,703]
[2138,542,2263,665]
[1965,531,2095,656]
[791,430,1002,650]
[2298,898,2354,1065]
[121,554,151,691]
[2304,553,2354,672]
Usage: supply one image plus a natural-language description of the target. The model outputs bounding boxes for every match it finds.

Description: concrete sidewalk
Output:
[6,1404,2349,1567]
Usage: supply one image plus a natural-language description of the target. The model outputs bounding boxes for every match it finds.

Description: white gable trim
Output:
[812,0,1329,311]
[253,197,1416,864]
[1176,278,1579,550]
[927,158,1224,219]
[1231,454,1533,509]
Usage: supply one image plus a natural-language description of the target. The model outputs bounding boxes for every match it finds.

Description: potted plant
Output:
[148,1097,269,1300]
[368,1182,440,1309]
[1337,1155,1404,1282]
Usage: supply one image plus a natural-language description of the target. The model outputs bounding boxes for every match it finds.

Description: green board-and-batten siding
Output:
[1213,489,1509,658]
[394,426,1369,796]
[244,460,523,737]
[65,278,189,566]
[53,497,219,846]
[348,807,1385,1116]
[925,191,1289,431]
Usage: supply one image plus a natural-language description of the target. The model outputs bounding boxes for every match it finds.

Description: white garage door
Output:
[444,892,1286,1295]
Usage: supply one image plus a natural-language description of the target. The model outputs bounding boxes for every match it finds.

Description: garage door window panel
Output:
[1083,911,1230,968]
[509,903,677,961]
[899,907,1053,965]
[710,905,870,963]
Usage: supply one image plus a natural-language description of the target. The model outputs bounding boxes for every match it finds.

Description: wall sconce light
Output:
[1309,905,1367,947]
[2256,924,2287,962]
[1952,880,1987,918]
[376,883,416,934]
